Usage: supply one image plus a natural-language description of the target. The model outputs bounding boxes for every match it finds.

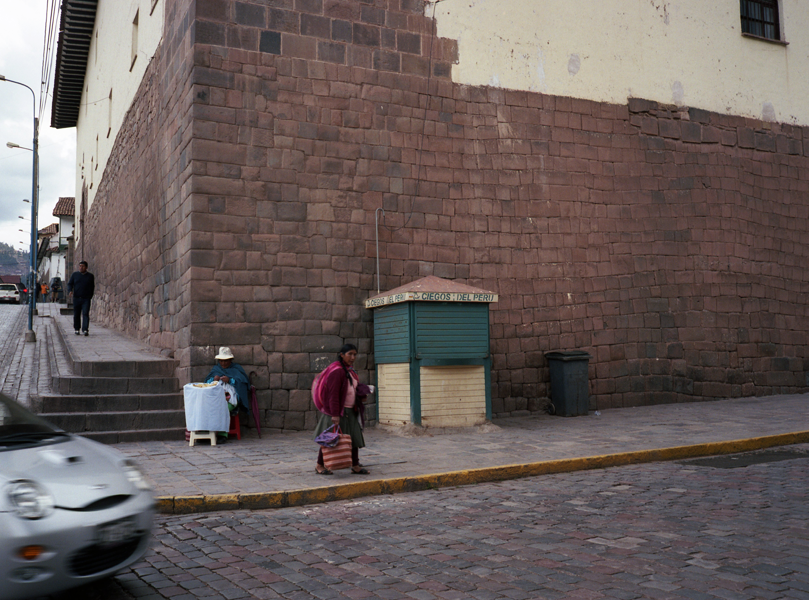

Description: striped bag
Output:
[321,431,353,471]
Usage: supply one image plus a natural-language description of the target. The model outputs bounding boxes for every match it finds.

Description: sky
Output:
[0,2,76,258]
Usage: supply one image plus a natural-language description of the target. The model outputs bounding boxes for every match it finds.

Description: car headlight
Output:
[7,480,55,520]
[122,460,152,491]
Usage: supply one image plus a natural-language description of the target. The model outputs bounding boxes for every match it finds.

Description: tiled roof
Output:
[39,223,59,237]
[368,276,496,300]
[53,197,75,216]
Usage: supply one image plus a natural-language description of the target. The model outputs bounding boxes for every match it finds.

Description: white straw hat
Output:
[215,347,235,360]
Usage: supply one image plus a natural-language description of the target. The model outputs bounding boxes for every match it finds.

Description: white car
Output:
[0,393,154,599]
[0,283,20,304]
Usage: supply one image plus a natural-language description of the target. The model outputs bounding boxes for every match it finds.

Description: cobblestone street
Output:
[74,446,808,600]
[0,303,26,383]
[4,301,808,599]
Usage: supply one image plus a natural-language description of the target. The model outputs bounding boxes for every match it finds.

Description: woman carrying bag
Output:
[312,343,373,475]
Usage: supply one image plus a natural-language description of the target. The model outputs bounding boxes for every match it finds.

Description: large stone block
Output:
[197,0,230,22]
[268,9,299,34]
[301,13,330,38]
[284,411,306,430]
[289,389,311,412]
[189,323,262,346]
[283,34,317,59]
[284,353,310,373]
[235,2,265,26]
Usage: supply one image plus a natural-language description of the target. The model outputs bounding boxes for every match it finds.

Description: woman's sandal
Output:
[351,467,370,475]
[315,466,333,475]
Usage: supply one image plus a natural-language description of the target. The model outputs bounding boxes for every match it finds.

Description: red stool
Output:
[228,413,241,440]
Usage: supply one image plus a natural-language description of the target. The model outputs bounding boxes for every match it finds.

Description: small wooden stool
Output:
[188,431,218,447]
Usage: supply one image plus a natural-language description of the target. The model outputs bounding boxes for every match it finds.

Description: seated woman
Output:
[206,347,251,441]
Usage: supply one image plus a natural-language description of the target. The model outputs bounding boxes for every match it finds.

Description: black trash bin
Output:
[545,350,592,417]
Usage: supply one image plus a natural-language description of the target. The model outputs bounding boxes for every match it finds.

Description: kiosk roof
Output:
[366,276,498,308]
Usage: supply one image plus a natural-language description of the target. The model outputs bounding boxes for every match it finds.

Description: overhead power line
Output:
[39,0,62,128]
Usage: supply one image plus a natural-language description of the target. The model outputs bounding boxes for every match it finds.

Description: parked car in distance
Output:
[0,392,155,599]
[14,283,28,304]
[0,283,21,304]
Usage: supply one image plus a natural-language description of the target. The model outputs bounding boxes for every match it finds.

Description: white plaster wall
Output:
[57,215,74,251]
[74,0,164,218]
[48,250,66,282]
[431,0,809,125]
[39,247,64,284]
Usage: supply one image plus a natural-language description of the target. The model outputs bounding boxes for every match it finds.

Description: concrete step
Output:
[51,376,179,395]
[40,409,187,436]
[79,428,188,444]
[39,393,184,413]
[40,316,187,443]
[70,359,178,378]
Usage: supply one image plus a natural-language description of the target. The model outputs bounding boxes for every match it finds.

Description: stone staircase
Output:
[35,317,186,443]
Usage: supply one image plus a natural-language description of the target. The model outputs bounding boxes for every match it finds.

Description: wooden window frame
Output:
[740,0,783,42]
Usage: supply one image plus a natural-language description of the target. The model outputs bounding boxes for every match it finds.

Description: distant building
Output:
[36,222,58,284]
[52,0,809,429]
[35,198,75,293]
[0,274,23,285]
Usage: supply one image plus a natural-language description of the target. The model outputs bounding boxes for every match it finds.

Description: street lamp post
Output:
[1,74,39,342]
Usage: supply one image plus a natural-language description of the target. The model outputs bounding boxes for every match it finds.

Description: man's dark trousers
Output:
[74,297,91,333]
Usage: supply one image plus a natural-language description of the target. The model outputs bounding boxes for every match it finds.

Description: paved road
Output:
[0,303,26,385]
[66,445,809,600]
[0,303,25,350]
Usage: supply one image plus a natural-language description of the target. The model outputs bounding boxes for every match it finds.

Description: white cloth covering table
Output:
[183,382,230,446]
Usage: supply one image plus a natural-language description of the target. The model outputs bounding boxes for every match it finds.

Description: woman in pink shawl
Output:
[313,344,371,475]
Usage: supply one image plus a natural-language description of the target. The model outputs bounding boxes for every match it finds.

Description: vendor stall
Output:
[366,276,498,428]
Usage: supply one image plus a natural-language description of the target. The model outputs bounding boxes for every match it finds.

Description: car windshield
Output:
[0,394,69,449]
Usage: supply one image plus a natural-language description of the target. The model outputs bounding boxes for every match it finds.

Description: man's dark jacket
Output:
[67,271,95,299]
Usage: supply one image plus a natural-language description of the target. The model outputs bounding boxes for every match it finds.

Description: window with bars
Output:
[740,0,780,41]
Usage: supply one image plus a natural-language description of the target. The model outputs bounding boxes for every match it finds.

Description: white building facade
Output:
[433,0,809,125]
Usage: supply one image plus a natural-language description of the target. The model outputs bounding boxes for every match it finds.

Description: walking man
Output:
[50,278,62,303]
[67,261,95,336]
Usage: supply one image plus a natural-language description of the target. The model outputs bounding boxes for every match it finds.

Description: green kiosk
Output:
[365,276,498,428]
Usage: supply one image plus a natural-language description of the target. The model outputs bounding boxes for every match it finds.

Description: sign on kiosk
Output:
[365,290,498,308]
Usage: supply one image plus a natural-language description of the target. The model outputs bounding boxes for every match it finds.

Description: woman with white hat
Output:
[206,347,251,420]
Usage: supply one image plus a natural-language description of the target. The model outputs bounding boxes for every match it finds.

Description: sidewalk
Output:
[3,303,808,515]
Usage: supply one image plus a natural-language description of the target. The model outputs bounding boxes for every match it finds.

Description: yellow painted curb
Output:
[156,430,809,515]
[240,492,285,510]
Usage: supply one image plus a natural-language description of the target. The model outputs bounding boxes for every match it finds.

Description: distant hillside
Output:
[0,242,29,276]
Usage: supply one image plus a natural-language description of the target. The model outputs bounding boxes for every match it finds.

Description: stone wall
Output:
[84,0,197,360]
[87,0,809,430]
